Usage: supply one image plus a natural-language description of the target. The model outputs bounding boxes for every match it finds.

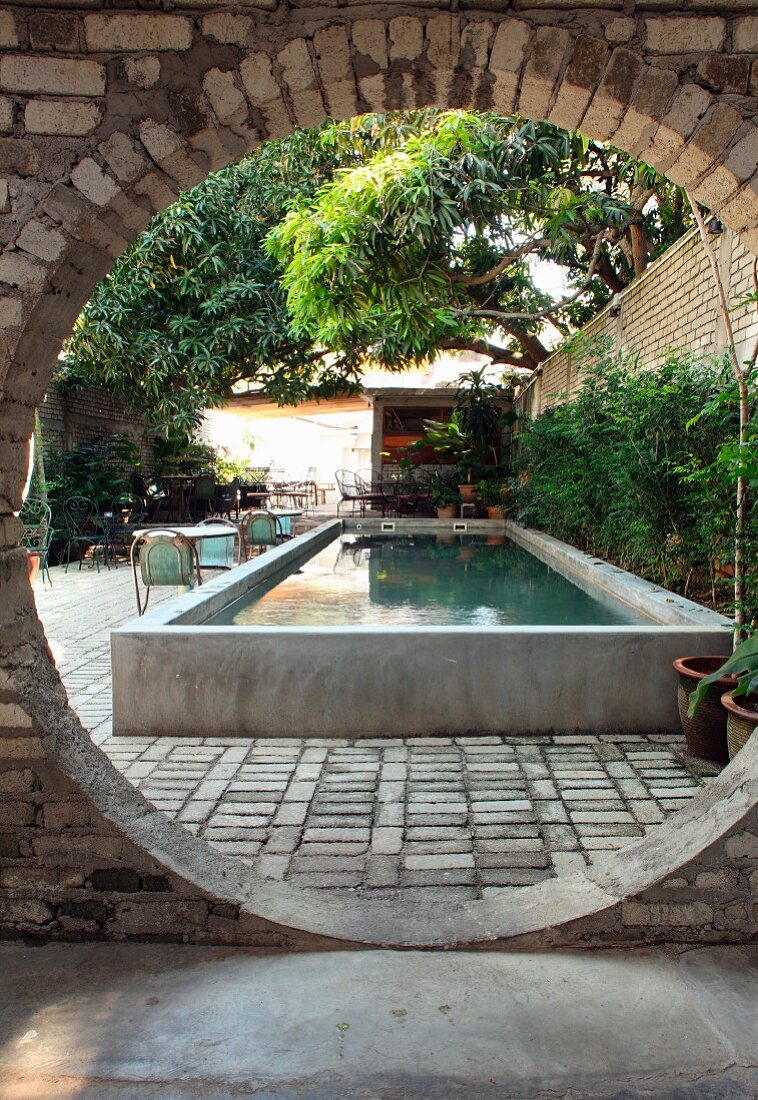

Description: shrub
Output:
[514,343,757,619]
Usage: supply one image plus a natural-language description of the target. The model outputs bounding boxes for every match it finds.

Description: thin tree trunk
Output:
[629,223,649,277]
[687,194,753,647]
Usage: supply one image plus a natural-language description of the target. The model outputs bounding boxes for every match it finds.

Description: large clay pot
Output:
[673,656,733,764]
[487,506,505,520]
[26,550,40,586]
[436,505,457,519]
[721,691,758,760]
[459,484,476,504]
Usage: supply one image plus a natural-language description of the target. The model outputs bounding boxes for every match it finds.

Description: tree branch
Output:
[456,230,608,325]
[454,236,550,287]
[439,337,531,367]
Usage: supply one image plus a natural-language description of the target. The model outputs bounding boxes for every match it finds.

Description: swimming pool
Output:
[209,533,649,628]
[112,518,731,738]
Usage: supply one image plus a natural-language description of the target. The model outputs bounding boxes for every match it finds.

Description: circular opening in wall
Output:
[3,48,758,946]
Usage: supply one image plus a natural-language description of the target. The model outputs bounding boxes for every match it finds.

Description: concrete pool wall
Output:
[111,520,731,739]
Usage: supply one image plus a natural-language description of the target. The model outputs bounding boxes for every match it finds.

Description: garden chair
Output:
[197,517,240,569]
[62,495,109,573]
[20,498,53,587]
[187,472,216,521]
[240,510,279,560]
[131,473,167,520]
[335,470,364,515]
[104,493,147,564]
[213,477,241,520]
[355,470,391,516]
[130,529,202,616]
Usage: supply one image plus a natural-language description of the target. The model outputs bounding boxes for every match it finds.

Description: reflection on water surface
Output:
[209,534,648,627]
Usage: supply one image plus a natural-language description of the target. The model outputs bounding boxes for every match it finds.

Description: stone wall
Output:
[517,226,758,419]
[0,1,757,949]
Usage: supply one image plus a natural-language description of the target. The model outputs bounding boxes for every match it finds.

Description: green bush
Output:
[514,341,757,620]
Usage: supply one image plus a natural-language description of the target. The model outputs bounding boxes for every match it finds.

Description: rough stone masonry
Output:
[0,0,756,947]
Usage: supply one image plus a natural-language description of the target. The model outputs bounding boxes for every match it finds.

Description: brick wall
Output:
[517,227,758,417]
[37,381,160,473]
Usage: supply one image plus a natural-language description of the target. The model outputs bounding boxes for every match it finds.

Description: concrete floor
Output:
[1,943,756,1098]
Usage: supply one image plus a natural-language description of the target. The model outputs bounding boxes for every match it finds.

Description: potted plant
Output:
[687,635,758,760]
[476,480,506,520]
[673,656,733,763]
[411,369,513,505]
[430,484,460,519]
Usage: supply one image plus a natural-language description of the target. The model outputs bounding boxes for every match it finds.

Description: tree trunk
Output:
[629,223,649,277]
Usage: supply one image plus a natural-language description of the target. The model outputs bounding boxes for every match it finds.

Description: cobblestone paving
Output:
[35,563,711,898]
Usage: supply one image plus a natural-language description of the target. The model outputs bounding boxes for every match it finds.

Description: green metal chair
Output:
[197,517,240,569]
[130,529,201,616]
[240,510,278,560]
[187,472,216,521]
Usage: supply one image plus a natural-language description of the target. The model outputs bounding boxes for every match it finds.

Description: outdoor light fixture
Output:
[610,293,623,317]
[707,217,724,235]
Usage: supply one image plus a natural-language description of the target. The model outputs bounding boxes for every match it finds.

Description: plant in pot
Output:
[476,480,506,520]
[411,369,510,504]
[688,635,758,760]
[430,484,461,520]
[672,196,758,764]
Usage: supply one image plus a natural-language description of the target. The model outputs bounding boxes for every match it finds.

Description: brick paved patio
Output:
[35,562,712,899]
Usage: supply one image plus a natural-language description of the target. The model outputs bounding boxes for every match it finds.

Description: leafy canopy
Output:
[65,110,689,433]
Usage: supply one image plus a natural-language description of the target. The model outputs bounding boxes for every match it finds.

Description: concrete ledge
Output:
[112,521,732,738]
[505,522,730,629]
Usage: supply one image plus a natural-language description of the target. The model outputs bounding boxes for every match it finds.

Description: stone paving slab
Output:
[34,564,714,899]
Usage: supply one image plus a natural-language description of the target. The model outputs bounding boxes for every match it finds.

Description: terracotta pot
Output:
[673,656,733,764]
[721,691,758,760]
[26,550,40,586]
[487,506,505,520]
[436,505,457,519]
[459,484,476,504]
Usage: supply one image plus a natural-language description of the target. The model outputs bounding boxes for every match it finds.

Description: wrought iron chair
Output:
[104,493,147,565]
[196,517,240,569]
[20,497,53,587]
[187,472,216,521]
[355,470,391,516]
[240,510,279,560]
[335,470,363,515]
[130,529,202,616]
[213,477,241,520]
[62,495,109,573]
[131,472,167,520]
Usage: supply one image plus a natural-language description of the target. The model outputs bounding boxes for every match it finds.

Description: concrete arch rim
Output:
[1,14,756,946]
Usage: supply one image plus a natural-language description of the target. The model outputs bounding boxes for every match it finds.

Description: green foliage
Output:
[151,431,216,476]
[37,433,141,549]
[63,134,366,434]
[428,469,461,507]
[267,111,689,370]
[476,480,505,507]
[66,111,690,434]
[514,342,758,618]
[688,634,758,716]
[412,367,511,481]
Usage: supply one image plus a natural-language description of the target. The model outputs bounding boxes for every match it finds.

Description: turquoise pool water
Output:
[209,534,650,627]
